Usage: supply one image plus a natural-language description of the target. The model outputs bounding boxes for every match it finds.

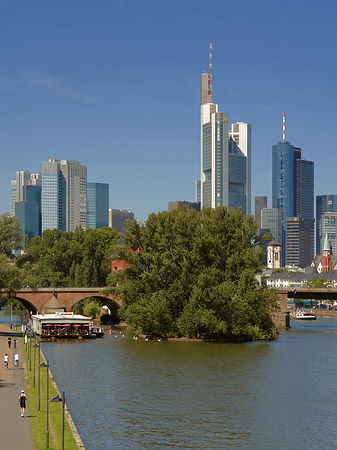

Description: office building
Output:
[109,209,134,233]
[15,201,40,241]
[286,217,315,268]
[200,42,251,214]
[42,159,87,232]
[261,208,283,244]
[87,183,109,229]
[316,195,337,255]
[11,171,41,215]
[272,113,314,265]
[195,180,201,203]
[319,212,337,256]
[168,201,200,212]
[255,196,268,230]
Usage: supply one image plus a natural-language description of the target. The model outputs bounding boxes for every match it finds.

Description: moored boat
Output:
[293,311,316,320]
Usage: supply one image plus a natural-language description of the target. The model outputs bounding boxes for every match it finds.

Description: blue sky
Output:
[1,0,337,222]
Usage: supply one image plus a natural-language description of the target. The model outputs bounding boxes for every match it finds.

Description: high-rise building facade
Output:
[261,208,283,243]
[286,216,315,268]
[272,114,314,266]
[42,159,87,232]
[15,201,40,240]
[11,171,41,215]
[255,196,268,230]
[109,209,134,233]
[200,42,251,214]
[87,183,109,229]
[316,195,337,255]
[319,212,337,256]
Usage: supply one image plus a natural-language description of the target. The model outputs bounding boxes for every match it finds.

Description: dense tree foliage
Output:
[16,227,119,287]
[107,207,279,342]
[0,213,22,257]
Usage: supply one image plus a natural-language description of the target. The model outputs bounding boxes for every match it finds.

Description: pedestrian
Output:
[7,336,11,348]
[4,354,9,369]
[14,353,19,367]
[13,323,16,332]
[9,322,12,331]
[19,390,27,418]
[13,337,17,349]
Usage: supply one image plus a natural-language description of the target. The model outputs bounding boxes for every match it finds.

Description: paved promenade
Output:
[0,324,34,450]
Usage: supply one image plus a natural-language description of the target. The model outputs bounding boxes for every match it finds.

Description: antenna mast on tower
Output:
[283,112,286,142]
[208,40,212,96]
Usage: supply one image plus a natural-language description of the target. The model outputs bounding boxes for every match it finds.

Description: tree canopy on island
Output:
[107,207,279,342]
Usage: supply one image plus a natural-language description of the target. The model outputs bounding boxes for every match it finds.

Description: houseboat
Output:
[31,312,104,338]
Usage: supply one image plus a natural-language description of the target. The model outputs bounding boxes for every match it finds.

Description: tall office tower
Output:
[319,212,337,256]
[228,122,251,214]
[200,42,251,213]
[109,209,134,233]
[272,113,314,265]
[15,201,39,241]
[255,196,268,229]
[286,217,315,268]
[195,180,201,203]
[42,159,87,232]
[316,195,337,254]
[11,171,41,215]
[87,183,109,229]
[261,208,283,243]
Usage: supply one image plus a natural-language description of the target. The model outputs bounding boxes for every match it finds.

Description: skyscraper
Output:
[319,212,337,256]
[272,113,314,266]
[316,195,337,254]
[255,196,268,230]
[87,183,109,229]
[11,170,41,215]
[42,159,87,232]
[200,42,251,213]
[109,209,134,233]
[261,208,283,243]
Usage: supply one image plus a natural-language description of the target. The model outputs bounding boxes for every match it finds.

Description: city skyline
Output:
[1,1,337,222]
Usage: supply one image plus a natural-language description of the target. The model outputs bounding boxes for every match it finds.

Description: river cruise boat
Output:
[31,312,104,338]
[293,311,317,321]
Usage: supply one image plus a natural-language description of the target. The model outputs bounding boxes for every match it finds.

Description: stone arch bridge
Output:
[0,287,122,315]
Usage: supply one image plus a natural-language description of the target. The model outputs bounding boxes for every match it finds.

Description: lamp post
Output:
[29,331,32,372]
[33,342,39,387]
[46,359,49,449]
[48,392,65,450]
[38,357,46,411]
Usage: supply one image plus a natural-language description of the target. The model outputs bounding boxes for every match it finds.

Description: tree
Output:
[0,213,22,257]
[109,207,279,341]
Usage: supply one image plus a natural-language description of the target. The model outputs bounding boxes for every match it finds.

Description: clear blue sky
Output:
[1,0,337,222]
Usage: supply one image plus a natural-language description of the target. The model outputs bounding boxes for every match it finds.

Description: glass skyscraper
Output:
[87,183,109,229]
[272,138,314,266]
[200,43,251,214]
[316,195,337,255]
[42,159,87,232]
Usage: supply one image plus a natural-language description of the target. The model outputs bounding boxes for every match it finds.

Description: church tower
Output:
[321,232,332,273]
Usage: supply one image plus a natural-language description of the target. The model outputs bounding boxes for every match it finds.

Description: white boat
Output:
[293,311,316,321]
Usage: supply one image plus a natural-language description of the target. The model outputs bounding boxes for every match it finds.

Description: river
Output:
[1,311,337,449]
[35,318,337,450]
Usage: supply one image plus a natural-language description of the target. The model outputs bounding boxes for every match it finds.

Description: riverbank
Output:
[0,324,34,450]
[23,335,85,450]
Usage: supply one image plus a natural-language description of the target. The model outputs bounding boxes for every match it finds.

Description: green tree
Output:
[0,213,22,257]
[83,299,101,319]
[109,207,279,341]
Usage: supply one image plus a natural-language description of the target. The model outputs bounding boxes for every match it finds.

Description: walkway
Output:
[0,324,34,450]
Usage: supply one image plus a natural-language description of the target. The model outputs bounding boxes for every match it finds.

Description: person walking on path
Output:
[19,390,27,418]
[14,353,19,367]
[4,353,9,369]
[13,337,17,349]
[8,336,11,348]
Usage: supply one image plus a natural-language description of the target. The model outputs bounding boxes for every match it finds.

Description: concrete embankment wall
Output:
[40,348,86,450]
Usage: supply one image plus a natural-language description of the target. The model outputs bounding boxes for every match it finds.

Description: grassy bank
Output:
[23,338,80,450]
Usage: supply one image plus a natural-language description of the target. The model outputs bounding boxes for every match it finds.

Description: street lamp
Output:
[46,359,49,449]
[48,392,65,450]
[38,359,46,411]
[32,342,39,387]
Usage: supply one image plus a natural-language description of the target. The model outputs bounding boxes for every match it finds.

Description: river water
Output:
[1,310,337,449]
[33,318,337,450]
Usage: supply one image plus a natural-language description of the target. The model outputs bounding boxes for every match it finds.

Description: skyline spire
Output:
[283,112,286,142]
[208,40,212,96]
